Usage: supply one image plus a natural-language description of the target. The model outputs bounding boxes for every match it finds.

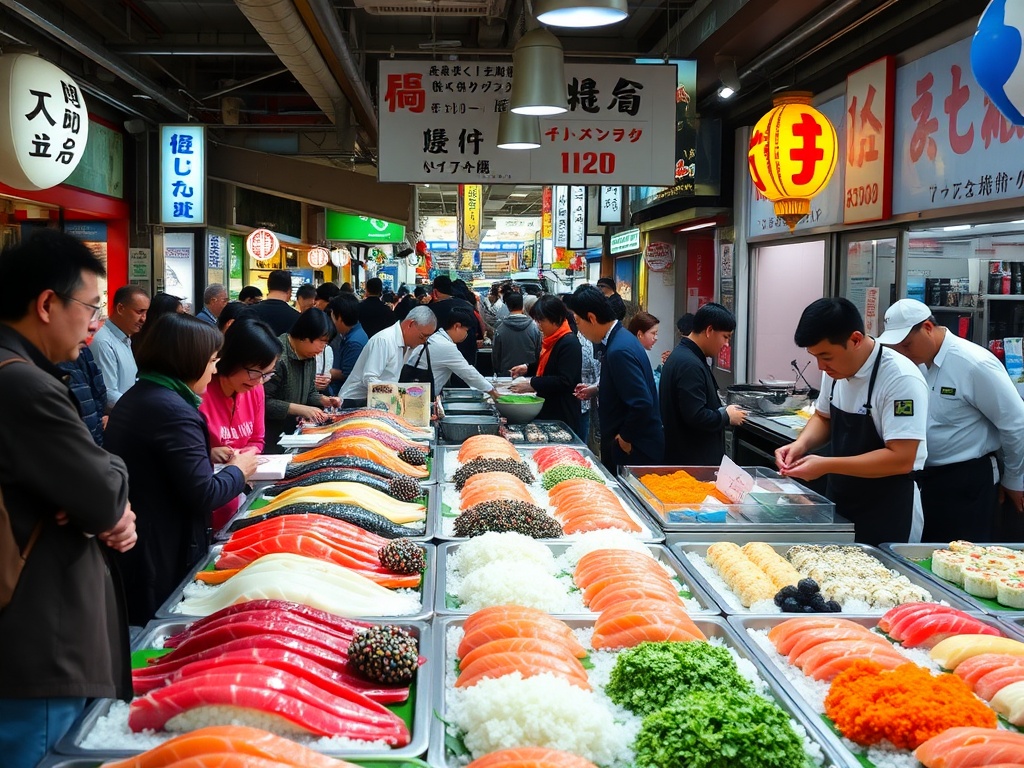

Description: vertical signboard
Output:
[541,186,553,239]
[164,231,195,310]
[844,56,895,224]
[598,185,624,225]
[568,185,587,250]
[160,124,205,225]
[459,183,482,250]
[553,185,569,248]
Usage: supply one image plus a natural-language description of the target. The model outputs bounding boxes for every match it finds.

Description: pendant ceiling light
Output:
[510,28,568,116]
[496,110,541,149]
[534,0,627,27]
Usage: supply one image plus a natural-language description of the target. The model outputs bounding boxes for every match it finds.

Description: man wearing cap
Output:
[596,278,627,321]
[775,297,929,546]
[880,298,1024,541]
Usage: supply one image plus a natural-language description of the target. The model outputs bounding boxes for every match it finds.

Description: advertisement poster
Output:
[128,247,151,293]
[614,256,635,302]
[164,231,195,311]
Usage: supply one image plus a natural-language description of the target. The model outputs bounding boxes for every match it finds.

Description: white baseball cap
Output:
[877,298,932,345]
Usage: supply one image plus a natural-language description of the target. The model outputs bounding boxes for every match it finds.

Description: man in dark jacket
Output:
[430,275,478,385]
[0,230,136,768]
[596,277,627,321]
[570,285,663,473]
[253,269,299,335]
[357,277,398,338]
[492,292,541,376]
[57,342,108,445]
[660,303,747,465]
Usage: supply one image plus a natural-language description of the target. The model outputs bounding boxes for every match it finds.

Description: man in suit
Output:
[357,277,398,338]
[253,269,299,335]
[429,275,478,386]
[570,285,663,474]
[660,303,747,465]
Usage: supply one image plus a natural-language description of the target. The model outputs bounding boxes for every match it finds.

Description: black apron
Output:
[825,347,915,546]
[399,342,433,386]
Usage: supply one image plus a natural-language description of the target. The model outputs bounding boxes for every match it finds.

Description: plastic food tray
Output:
[501,420,587,446]
[154,542,436,622]
[430,480,662,543]
[56,619,432,760]
[216,484,436,542]
[437,443,615,486]
[427,615,850,768]
[881,542,1024,615]
[433,541,720,616]
[728,613,1013,768]
[673,541,975,615]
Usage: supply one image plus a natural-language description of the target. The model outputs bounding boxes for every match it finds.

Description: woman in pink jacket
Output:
[199,317,280,529]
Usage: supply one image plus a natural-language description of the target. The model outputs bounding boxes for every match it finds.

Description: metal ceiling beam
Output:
[0,0,189,118]
[109,44,277,56]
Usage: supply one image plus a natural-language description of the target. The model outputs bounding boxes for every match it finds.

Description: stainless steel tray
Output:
[57,618,432,760]
[881,542,1024,615]
[431,480,663,543]
[727,612,1015,768]
[216,483,435,542]
[154,542,436,622]
[502,420,587,447]
[433,541,719,615]
[427,615,849,768]
[437,443,614,486]
[674,541,975,615]
[40,759,433,768]
[999,616,1024,640]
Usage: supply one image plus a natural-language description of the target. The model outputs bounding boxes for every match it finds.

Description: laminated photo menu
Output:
[367,381,432,427]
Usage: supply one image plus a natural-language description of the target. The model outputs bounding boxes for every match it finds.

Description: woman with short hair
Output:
[106,313,259,625]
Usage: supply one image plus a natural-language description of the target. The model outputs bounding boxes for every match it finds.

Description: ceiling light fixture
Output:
[534,0,627,28]
[509,192,530,197]
[510,28,567,116]
[675,221,717,232]
[716,56,740,100]
[496,110,541,149]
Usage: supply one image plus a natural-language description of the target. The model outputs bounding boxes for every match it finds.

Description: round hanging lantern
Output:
[972,0,1024,124]
[307,246,330,269]
[246,228,279,262]
[330,246,352,268]
[747,92,838,231]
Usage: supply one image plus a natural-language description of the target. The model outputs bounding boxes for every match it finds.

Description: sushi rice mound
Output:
[450,532,558,575]
[457,559,568,613]
[447,671,638,767]
[562,530,650,566]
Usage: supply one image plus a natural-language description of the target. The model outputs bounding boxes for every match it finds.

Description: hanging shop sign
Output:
[643,241,675,272]
[609,227,641,255]
[325,211,405,242]
[844,56,895,224]
[246,228,280,262]
[598,185,624,225]
[330,246,352,267]
[160,125,205,225]
[553,185,569,248]
[459,184,482,250]
[635,58,698,192]
[378,61,675,185]
[207,233,225,270]
[569,185,587,250]
[748,92,840,231]
[0,53,89,190]
[541,186,553,239]
[893,34,1024,215]
[307,246,330,269]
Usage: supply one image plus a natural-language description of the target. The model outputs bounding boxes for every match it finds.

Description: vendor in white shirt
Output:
[879,298,1024,541]
[406,306,499,400]
[338,306,436,407]
[776,297,929,546]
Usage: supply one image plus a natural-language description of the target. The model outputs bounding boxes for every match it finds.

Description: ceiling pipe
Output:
[109,44,277,56]
[202,67,291,101]
[0,0,189,118]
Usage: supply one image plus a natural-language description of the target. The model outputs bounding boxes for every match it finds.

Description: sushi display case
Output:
[427,615,852,768]
[618,465,854,544]
[432,541,721,616]
[881,542,1024,615]
[673,542,976,616]
[153,543,437,622]
[56,619,433,760]
[216,483,436,543]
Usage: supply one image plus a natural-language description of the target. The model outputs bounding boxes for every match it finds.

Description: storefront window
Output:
[840,235,897,338]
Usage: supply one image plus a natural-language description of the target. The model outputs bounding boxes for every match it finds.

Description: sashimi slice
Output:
[588,582,685,612]
[593,607,701,639]
[991,681,1024,727]
[594,598,694,626]
[456,651,588,689]
[458,621,587,659]
[784,627,885,661]
[159,616,357,659]
[914,727,1024,768]
[768,618,877,655]
[465,746,598,768]
[791,636,895,669]
[459,637,585,671]
[136,756,331,768]
[942,741,1024,768]
[931,635,1024,671]
[560,514,641,535]
[455,663,591,691]
[957,654,1024,687]
[805,648,908,681]
[887,604,973,641]
[899,614,1001,649]
[975,667,1024,702]
[463,606,572,636]
[580,568,673,604]
[878,601,931,633]
[591,620,704,650]
[258,482,426,523]
[96,724,352,768]
[458,435,519,462]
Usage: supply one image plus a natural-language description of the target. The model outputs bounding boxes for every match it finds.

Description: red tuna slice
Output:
[898,613,1002,649]
[914,726,1024,768]
[221,517,386,561]
[132,647,409,703]
[878,601,941,633]
[975,666,1024,702]
[163,606,367,649]
[886,604,969,641]
[533,447,586,472]
[956,654,1024,688]
[129,665,410,744]
[142,635,349,681]
[161,619,357,660]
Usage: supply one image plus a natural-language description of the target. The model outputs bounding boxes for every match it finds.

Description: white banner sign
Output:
[569,185,587,250]
[553,185,569,248]
[160,124,205,225]
[598,185,624,225]
[844,56,895,224]
[378,61,676,184]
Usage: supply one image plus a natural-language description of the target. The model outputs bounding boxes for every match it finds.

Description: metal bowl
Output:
[438,415,501,442]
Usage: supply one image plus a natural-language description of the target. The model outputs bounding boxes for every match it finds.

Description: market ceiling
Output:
[0,0,989,214]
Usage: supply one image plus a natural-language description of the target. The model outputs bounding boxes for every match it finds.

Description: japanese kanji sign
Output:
[0,54,89,191]
[459,184,482,250]
[552,185,569,248]
[568,185,587,250]
[893,35,1024,214]
[160,125,205,225]
[379,61,675,184]
[844,56,895,224]
[598,185,624,225]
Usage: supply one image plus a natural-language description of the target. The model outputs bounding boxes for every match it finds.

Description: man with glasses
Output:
[0,230,137,768]
[880,298,1024,541]
[92,284,150,408]
[339,306,437,407]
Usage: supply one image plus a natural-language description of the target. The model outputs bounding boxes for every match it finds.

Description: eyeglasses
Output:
[244,367,275,382]
[59,293,104,323]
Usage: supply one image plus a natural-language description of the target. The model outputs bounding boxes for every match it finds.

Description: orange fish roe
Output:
[639,470,732,505]
[824,660,997,750]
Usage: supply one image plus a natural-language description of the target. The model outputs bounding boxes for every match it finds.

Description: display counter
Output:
[732,415,829,498]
